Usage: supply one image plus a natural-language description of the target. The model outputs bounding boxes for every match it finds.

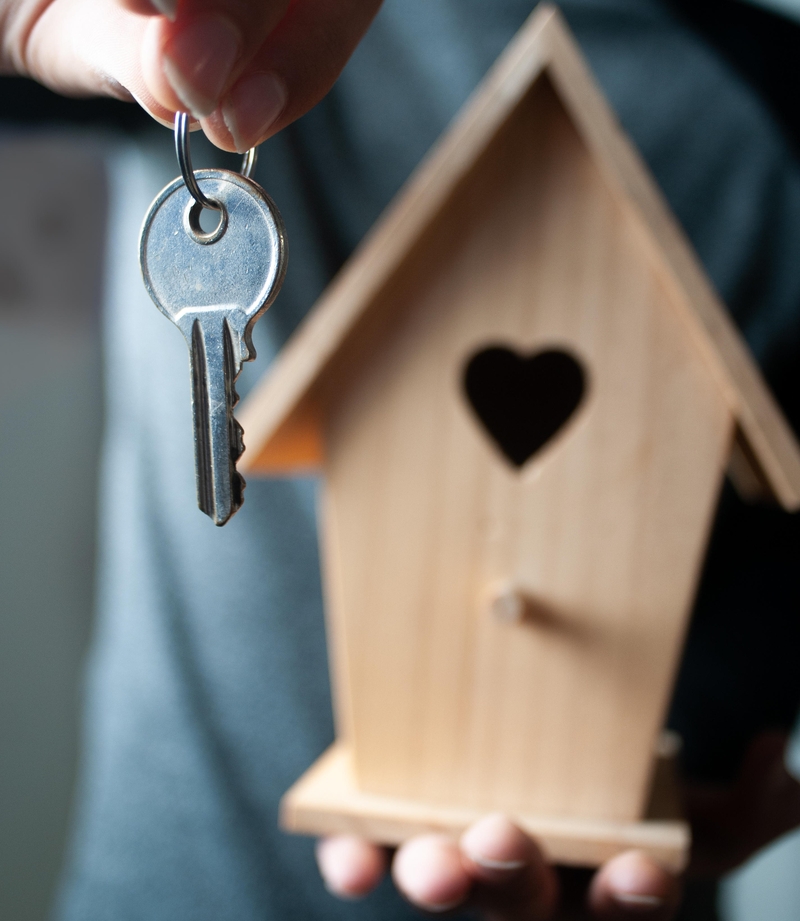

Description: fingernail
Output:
[222,72,287,151]
[614,892,665,911]
[163,15,240,118]
[150,0,177,20]
[460,813,529,873]
[413,897,465,913]
[468,855,526,871]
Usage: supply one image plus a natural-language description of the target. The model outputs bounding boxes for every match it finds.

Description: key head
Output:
[139,169,287,362]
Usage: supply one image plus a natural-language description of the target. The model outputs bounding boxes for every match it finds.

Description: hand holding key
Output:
[140,115,286,525]
[4,0,384,152]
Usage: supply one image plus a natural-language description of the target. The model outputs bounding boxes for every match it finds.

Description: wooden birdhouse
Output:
[238,4,800,870]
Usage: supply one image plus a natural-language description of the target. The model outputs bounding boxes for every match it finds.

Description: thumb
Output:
[18,0,174,123]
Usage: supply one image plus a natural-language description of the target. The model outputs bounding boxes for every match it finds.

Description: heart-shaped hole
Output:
[463,346,587,468]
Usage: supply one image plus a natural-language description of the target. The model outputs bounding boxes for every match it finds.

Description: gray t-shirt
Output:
[56,1,800,919]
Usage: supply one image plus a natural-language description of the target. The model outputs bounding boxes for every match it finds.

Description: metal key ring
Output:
[174,112,259,211]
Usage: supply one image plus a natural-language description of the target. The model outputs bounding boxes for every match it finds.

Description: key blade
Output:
[190,313,245,526]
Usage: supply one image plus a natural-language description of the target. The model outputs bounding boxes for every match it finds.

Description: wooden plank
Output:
[281,744,690,872]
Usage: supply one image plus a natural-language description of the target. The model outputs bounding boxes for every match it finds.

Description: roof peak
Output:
[238,3,800,509]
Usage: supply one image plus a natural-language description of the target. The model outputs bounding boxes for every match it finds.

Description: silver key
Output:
[139,168,287,525]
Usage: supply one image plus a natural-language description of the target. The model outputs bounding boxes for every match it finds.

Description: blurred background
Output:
[0,131,107,921]
[1,2,800,920]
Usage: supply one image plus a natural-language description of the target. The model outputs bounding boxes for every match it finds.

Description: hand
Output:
[317,816,677,919]
[316,732,800,919]
[1,0,384,150]
[685,731,800,877]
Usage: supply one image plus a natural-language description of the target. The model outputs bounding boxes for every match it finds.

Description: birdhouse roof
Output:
[238,3,800,510]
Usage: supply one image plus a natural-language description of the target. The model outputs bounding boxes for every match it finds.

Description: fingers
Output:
[139,0,384,150]
[201,0,384,151]
[14,0,383,151]
[141,0,293,119]
[392,815,557,920]
[588,851,680,919]
[22,0,169,118]
[316,835,388,899]
[393,834,471,912]
[316,823,679,920]
[462,815,558,920]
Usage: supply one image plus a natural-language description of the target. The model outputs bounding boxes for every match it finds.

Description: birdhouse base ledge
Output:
[280,743,689,872]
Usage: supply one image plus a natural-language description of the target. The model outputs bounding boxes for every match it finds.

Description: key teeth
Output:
[228,335,246,519]
[242,322,258,366]
[233,415,245,462]
[230,471,245,519]
[229,386,245,523]
[196,317,253,527]
[229,350,245,465]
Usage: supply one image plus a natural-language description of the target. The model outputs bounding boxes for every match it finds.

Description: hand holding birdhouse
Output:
[316,732,800,919]
[253,2,800,880]
[2,0,799,918]
[318,815,675,918]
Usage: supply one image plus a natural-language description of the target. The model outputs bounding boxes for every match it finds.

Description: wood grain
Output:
[237,3,800,508]
[319,75,733,822]
[238,5,555,474]
[540,12,800,508]
[237,2,800,851]
[281,744,690,872]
